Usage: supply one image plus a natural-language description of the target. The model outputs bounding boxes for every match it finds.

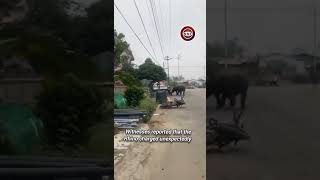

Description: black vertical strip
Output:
[0,0,115,178]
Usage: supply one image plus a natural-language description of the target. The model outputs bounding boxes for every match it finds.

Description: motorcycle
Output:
[207,110,250,150]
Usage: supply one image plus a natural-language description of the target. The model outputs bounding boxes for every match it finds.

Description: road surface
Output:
[115,89,206,180]
[207,84,320,180]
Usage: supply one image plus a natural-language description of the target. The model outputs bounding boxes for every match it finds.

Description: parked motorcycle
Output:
[207,110,250,150]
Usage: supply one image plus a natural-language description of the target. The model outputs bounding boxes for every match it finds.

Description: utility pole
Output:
[224,0,228,58]
[177,54,181,77]
[164,56,172,84]
[204,65,206,80]
[313,7,317,74]
[313,7,318,87]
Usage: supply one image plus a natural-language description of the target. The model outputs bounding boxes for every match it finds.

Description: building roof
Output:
[216,58,247,65]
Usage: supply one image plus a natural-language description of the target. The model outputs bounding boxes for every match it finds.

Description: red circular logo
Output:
[181,26,195,41]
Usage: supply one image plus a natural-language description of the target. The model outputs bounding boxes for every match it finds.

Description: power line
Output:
[152,0,163,45]
[170,66,205,68]
[169,0,172,52]
[133,0,158,61]
[115,3,159,65]
[156,0,167,54]
[149,0,165,58]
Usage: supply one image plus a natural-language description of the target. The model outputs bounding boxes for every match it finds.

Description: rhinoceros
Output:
[207,74,248,109]
[171,85,186,96]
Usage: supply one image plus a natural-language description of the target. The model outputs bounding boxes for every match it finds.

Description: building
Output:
[259,53,306,74]
[0,77,43,104]
[213,57,259,77]
[114,80,127,94]
[292,53,320,71]
[0,56,43,104]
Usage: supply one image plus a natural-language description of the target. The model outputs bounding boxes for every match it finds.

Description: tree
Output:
[114,30,132,67]
[79,0,114,55]
[36,74,109,151]
[115,71,142,88]
[25,0,113,56]
[137,58,167,82]
[27,0,73,32]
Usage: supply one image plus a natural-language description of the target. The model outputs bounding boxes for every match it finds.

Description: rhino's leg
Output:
[220,94,226,108]
[240,91,247,109]
[230,95,236,107]
[215,93,222,109]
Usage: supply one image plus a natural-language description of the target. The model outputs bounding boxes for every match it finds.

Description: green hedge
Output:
[139,96,157,123]
[124,86,144,107]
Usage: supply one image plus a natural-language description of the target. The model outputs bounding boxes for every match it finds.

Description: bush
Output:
[116,71,142,87]
[86,123,114,160]
[0,136,16,155]
[35,74,110,151]
[0,123,16,155]
[124,86,145,107]
[139,96,157,123]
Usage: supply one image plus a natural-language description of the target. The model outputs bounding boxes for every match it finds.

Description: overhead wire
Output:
[115,2,159,64]
[156,0,167,54]
[169,0,172,53]
[149,0,165,58]
[133,0,158,63]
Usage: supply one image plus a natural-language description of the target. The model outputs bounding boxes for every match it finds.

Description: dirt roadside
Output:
[114,89,206,180]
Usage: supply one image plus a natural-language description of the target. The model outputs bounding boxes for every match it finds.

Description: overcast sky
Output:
[114,0,206,80]
[207,0,320,55]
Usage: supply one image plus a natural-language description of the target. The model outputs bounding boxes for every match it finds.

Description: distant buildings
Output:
[259,53,306,74]
[0,56,43,104]
[210,52,320,77]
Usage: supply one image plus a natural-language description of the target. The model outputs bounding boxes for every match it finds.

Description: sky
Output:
[207,0,320,55]
[114,0,206,80]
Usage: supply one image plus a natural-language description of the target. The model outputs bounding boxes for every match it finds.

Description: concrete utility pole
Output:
[177,54,181,77]
[204,65,206,80]
[312,7,318,87]
[224,0,228,58]
[164,56,172,83]
[313,7,317,75]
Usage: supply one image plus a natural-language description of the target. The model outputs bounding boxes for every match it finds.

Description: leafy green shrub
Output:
[35,74,109,151]
[116,71,142,87]
[0,137,16,155]
[0,122,15,154]
[125,86,144,107]
[86,123,114,160]
[139,96,157,123]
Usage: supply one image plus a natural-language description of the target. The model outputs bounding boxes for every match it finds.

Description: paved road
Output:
[207,84,320,180]
[115,89,206,180]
